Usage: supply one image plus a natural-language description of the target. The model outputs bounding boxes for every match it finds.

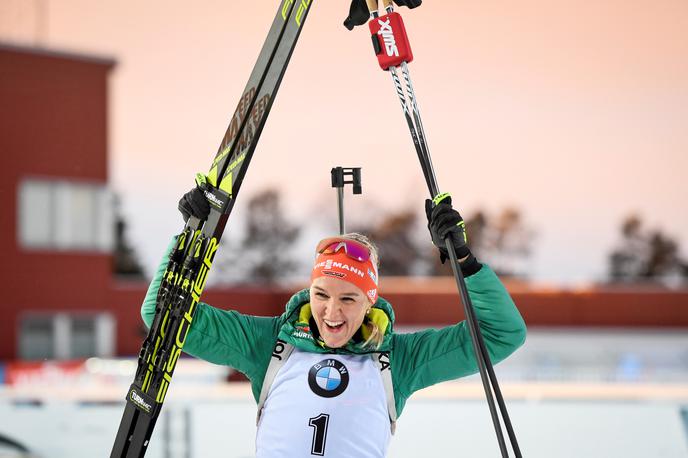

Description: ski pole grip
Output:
[382,0,393,9]
[365,0,379,13]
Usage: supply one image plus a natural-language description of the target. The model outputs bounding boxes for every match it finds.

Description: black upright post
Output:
[330,167,362,235]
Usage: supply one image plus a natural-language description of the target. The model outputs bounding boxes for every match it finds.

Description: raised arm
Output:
[142,183,282,393]
[389,195,527,406]
[391,265,526,400]
[141,236,280,387]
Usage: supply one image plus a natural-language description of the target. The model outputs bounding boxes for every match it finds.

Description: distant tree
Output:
[609,215,646,280]
[113,196,145,279]
[465,210,488,255]
[429,207,534,277]
[487,208,534,277]
[644,231,682,278]
[609,214,686,283]
[215,188,301,285]
[359,210,424,276]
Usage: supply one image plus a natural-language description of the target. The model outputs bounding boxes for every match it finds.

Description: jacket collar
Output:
[277,289,395,354]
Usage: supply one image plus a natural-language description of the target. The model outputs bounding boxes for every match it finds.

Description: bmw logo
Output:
[308,359,349,398]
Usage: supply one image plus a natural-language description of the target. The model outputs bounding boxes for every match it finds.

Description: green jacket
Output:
[141,238,527,417]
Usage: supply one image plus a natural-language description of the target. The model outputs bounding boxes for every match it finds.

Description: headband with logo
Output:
[311,251,379,303]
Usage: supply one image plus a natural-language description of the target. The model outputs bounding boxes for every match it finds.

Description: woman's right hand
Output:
[178,185,211,222]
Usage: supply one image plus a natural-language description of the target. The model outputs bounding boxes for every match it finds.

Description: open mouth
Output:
[324,319,345,331]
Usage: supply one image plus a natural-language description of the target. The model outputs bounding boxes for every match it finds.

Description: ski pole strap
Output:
[372,351,398,434]
[256,339,295,425]
[432,192,451,206]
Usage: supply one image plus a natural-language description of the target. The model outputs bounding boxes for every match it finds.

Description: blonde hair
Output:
[341,233,385,350]
[362,318,384,350]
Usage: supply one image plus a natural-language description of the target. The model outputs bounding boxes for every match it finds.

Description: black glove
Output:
[343,0,422,31]
[425,195,482,276]
[178,185,211,222]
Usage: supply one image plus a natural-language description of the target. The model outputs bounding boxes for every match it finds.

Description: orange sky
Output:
[2,0,687,284]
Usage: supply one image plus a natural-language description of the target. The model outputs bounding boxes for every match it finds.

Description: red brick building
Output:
[1,43,116,361]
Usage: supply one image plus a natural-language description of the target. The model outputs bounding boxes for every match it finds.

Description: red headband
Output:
[311,251,379,303]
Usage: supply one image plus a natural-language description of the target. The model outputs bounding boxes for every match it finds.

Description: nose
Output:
[323,298,342,317]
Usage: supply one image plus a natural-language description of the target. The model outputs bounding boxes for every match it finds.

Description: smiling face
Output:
[309,276,370,348]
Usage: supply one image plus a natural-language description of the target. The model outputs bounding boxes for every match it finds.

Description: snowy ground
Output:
[1,328,687,457]
[1,392,687,457]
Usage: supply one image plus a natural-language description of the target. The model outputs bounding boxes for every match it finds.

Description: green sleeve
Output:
[390,265,526,406]
[141,237,280,398]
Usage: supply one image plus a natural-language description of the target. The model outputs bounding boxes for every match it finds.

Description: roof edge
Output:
[0,41,116,69]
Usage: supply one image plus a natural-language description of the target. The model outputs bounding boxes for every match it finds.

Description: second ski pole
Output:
[358,1,523,457]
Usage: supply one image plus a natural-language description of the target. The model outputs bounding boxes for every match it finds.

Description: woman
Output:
[141,188,527,457]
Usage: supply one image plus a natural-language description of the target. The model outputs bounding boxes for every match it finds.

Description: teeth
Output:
[324,320,344,327]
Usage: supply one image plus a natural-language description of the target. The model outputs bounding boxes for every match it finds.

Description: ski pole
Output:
[366,13,517,449]
[331,167,362,235]
[362,1,522,456]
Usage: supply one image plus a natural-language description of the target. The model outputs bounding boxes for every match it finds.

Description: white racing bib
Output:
[256,349,391,457]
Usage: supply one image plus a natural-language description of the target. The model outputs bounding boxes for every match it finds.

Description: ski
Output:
[110,1,313,456]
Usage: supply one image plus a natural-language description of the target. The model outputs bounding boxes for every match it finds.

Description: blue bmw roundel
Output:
[308,359,349,398]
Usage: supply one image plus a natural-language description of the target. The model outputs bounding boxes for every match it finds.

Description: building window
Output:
[18,313,115,361]
[70,316,98,359]
[17,178,113,251]
[18,316,55,360]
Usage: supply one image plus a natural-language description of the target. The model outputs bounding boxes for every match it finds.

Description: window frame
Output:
[18,312,115,361]
[17,177,113,252]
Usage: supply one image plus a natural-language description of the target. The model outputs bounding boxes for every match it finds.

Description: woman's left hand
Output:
[425,194,470,263]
